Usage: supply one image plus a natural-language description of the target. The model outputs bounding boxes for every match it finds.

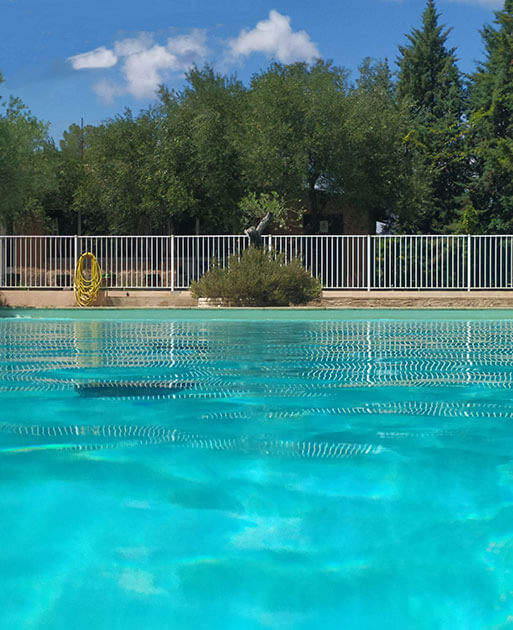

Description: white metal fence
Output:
[1,234,513,291]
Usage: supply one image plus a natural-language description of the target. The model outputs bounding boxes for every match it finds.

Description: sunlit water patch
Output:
[2,312,513,629]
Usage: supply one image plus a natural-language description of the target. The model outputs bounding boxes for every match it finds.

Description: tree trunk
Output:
[244,212,270,248]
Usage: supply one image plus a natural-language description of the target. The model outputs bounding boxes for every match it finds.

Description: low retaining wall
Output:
[1,289,513,309]
[321,290,513,309]
[0,289,197,309]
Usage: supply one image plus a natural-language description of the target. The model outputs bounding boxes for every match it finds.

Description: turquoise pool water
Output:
[2,309,513,629]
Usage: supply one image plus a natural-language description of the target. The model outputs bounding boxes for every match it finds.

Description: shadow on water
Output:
[75,380,194,398]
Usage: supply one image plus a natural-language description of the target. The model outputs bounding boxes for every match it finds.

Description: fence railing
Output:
[1,234,513,291]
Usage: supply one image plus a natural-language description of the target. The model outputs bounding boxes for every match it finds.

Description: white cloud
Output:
[229,10,319,64]
[121,44,179,98]
[68,14,319,103]
[68,30,208,101]
[166,30,208,61]
[68,46,118,70]
[119,31,208,99]
[114,33,155,57]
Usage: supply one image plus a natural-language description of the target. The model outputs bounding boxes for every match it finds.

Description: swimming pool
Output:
[2,309,513,629]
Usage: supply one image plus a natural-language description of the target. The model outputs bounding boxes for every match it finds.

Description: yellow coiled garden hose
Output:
[74,252,102,307]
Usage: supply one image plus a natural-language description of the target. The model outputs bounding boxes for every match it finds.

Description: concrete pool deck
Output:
[2,288,513,309]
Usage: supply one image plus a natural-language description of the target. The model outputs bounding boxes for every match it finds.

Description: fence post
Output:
[467,234,471,291]
[74,234,78,275]
[170,235,175,292]
[367,235,371,291]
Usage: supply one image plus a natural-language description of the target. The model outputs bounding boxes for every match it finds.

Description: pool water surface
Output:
[1,309,513,629]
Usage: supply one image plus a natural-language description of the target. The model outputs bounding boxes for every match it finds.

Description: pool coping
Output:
[4,307,513,322]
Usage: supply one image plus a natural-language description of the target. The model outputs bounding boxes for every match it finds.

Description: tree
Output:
[241,60,349,232]
[72,110,186,234]
[241,59,418,234]
[0,76,57,232]
[41,122,99,235]
[58,67,245,235]
[465,0,513,233]
[344,58,422,231]
[395,0,467,233]
[154,67,246,233]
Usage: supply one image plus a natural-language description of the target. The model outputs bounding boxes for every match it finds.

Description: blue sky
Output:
[0,0,502,142]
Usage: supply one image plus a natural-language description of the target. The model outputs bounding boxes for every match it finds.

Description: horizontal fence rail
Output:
[1,234,513,291]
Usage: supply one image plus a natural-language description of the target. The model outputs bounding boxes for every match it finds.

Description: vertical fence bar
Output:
[170,235,175,292]
[56,237,61,289]
[413,237,417,290]
[479,237,483,289]
[481,237,484,289]
[37,236,41,287]
[510,237,513,289]
[365,235,370,291]
[23,237,27,288]
[467,234,471,291]
[445,237,448,288]
[74,234,78,288]
[485,237,489,288]
[455,237,459,288]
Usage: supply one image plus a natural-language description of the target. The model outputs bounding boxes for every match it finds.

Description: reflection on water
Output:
[2,317,513,383]
[1,318,513,453]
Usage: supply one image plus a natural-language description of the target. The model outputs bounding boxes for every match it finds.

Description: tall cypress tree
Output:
[465,0,513,233]
[396,0,467,233]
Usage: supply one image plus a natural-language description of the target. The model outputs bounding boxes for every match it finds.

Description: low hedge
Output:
[191,246,322,306]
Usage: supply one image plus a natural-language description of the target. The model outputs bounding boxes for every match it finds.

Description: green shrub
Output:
[191,247,322,306]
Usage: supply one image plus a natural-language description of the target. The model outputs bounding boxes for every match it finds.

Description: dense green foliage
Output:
[190,247,322,306]
[465,0,513,233]
[396,0,467,233]
[0,73,58,233]
[5,1,513,236]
